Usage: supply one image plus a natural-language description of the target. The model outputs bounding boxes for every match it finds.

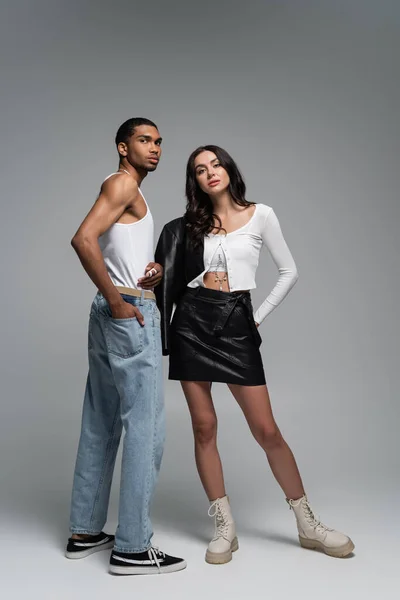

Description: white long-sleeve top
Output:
[187,203,299,325]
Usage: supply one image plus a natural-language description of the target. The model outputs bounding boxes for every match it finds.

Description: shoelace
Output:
[147,546,166,572]
[303,500,332,532]
[288,498,331,533]
[208,499,230,541]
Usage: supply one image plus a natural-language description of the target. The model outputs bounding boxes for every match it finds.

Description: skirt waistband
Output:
[183,286,258,343]
[184,286,250,303]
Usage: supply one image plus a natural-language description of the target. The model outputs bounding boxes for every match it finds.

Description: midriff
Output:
[203,271,230,292]
[202,271,250,294]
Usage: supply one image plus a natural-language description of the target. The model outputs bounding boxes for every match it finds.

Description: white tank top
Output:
[98,172,154,290]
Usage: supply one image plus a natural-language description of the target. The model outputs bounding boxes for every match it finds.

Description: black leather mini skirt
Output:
[169,286,266,386]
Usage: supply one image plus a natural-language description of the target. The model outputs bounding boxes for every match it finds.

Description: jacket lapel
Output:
[183,224,205,281]
[193,237,205,275]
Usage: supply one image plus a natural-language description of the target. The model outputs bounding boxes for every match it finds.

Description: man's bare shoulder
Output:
[100,173,139,205]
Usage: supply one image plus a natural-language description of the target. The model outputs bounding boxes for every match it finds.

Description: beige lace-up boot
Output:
[288,495,354,558]
[205,496,238,564]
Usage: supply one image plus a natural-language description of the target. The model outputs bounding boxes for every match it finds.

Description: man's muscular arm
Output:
[71,175,144,323]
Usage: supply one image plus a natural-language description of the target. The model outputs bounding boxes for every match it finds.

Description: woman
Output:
[155,145,354,564]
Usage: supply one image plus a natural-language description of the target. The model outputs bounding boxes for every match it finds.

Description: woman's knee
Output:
[253,423,283,450]
[192,417,218,446]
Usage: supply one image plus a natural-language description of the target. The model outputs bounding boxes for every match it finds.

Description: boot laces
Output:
[301,500,331,533]
[288,497,332,533]
[208,499,230,541]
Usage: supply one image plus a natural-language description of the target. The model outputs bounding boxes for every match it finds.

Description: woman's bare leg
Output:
[181,381,226,500]
[228,383,305,500]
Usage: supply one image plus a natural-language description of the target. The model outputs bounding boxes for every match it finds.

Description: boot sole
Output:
[205,537,239,564]
[299,536,355,558]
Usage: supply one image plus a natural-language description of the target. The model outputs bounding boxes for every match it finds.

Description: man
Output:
[66,118,186,575]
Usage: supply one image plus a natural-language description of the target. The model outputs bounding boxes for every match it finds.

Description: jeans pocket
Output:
[104,316,144,358]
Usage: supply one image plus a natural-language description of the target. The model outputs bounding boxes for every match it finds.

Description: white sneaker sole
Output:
[109,560,187,575]
[65,540,114,559]
[299,536,355,558]
[205,537,239,565]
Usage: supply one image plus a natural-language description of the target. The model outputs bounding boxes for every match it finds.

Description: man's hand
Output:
[111,300,145,326]
[137,262,163,289]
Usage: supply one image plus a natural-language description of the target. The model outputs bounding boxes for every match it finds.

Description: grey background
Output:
[1,0,399,598]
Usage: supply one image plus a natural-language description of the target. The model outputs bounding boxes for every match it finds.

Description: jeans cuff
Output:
[70,529,101,535]
[113,544,152,553]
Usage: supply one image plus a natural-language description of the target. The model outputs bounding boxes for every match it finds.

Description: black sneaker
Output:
[109,546,187,575]
[65,531,115,559]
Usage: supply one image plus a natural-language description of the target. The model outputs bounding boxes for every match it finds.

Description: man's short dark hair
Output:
[115,117,158,147]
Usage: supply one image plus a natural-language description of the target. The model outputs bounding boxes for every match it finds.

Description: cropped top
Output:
[188,203,299,324]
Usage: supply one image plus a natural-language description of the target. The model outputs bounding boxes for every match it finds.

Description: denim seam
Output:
[89,402,121,530]
[142,324,158,549]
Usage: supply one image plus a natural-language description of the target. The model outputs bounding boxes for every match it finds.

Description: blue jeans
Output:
[69,292,165,553]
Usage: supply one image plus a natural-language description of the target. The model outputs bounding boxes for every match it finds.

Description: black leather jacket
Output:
[155,216,204,355]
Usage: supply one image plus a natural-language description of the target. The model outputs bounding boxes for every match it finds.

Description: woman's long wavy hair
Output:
[185,145,254,246]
